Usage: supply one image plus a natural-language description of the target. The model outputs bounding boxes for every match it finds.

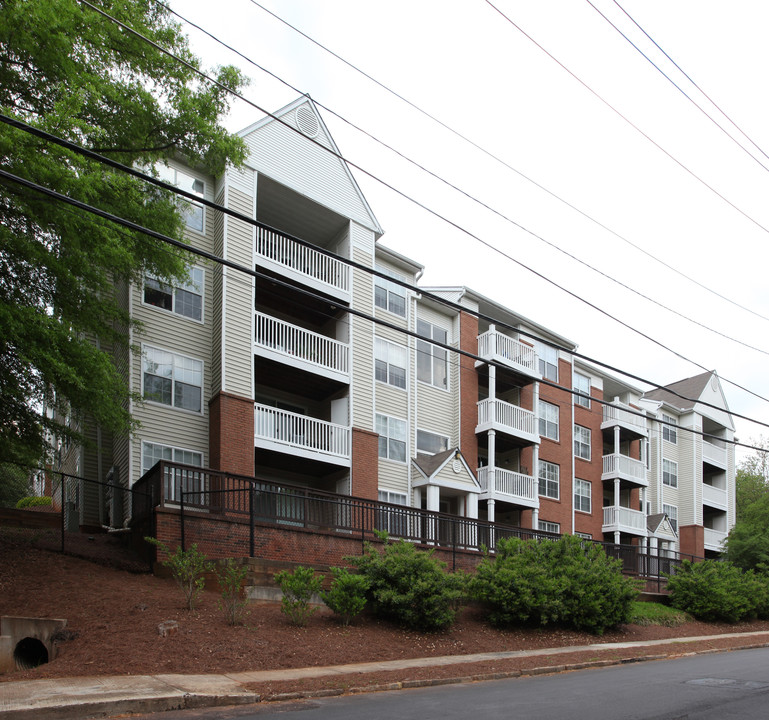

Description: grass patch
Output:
[629,601,691,627]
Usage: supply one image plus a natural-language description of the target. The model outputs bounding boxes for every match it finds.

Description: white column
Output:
[532,507,539,531]
[466,493,478,519]
[614,425,621,455]
[413,487,422,510]
[487,498,495,523]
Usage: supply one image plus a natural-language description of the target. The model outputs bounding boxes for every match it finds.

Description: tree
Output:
[735,438,769,520]
[725,494,769,572]
[0,0,247,466]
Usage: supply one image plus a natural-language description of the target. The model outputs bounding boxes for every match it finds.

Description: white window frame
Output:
[574,425,591,460]
[538,400,559,440]
[574,478,592,513]
[535,341,558,382]
[375,338,407,389]
[538,460,560,499]
[158,164,206,234]
[662,413,678,444]
[573,372,591,408]
[142,345,204,414]
[663,503,678,533]
[376,414,408,463]
[416,319,448,390]
[663,458,678,487]
[539,520,560,534]
[374,266,407,318]
[575,532,592,540]
[143,266,204,322]
[377,490,409,537]
[416,429,449,456]
[141,441,204,503]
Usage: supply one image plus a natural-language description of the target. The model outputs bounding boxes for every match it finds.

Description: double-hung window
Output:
[574,425,591,460]
[538,460,559,499]
[663,458,678,487]
[141,441,204,503]
[377,490,409,537]
[158,164,206,233]
[144,267,204,321]
[573,372,591,408]
[539,520,560,534]
[538,400,559,440]
[416,319,448,389]
[376,414,407,462]
[417,429,449,455]
[374,266,407,317]
[663,503,678,532]
[535,341,558,381]
[574,478,592,513]
[662,414,678,444]
[143,346,203,413]
[375,338,407,389]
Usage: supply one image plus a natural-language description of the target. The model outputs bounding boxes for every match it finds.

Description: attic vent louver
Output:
[296,106,319,138]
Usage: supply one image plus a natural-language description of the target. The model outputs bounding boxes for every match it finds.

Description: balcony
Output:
[602,453,648,486]
[477,331,540,380]
[476,398,538,445]
[601,403,648,437]
[603,505,647,536]
[477,467,538,509]
[254,404,350,467]
[254,312,350,383]
[702,482,728,510]
[703,441,727,469]
[255,226,351,303]
[704,527,727,551]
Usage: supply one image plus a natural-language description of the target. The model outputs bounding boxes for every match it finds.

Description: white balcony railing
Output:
[602,453,648,485]
[703,482,728,509]
[704,527,727,550]
[477,331,539,378]
[477,398,537,439]
[602,403,647,435]
[603,505,647,533]
[255,226,350,296]
[254,404,350,461]
[703,441,727,468]
[477,467,538,505]
[254,312,349,377]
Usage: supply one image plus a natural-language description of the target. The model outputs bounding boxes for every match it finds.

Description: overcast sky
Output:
[172,0,769,459]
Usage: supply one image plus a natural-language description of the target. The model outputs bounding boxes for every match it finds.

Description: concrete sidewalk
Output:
[3,630,769,720]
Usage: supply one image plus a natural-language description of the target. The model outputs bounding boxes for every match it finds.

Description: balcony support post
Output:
[614,424,621,455]
[487,497,495,523]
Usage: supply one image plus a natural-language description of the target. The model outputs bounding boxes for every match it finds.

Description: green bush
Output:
[216,559,250,626]
[667,559,768,623]
[16,496,52,509]
[146,538,213,610]
[470,535,638,635]
[321,567,369,625]
[274,566,323,626]
[349,534,464,631]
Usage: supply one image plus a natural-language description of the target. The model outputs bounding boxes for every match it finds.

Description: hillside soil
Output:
[2,526,769,698]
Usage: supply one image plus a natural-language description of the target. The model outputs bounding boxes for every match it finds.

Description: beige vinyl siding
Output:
[377,459,409,496]
[210,186,225,395]
[676,422,696,526]
[242,109,375,233]
[221,186,254,398]
[351,242,374,430]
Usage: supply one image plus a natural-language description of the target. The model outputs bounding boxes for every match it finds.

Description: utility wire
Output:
[245,0,769,324]
[3,163,767,450]
[156,0,769,360]
[70,0,769,405]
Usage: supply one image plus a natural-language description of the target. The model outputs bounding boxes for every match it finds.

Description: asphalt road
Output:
[119,647,769,720]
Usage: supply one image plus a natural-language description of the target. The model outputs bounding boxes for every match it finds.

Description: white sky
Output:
[173,0,769,459]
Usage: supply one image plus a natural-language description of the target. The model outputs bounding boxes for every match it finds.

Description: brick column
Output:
[352,427,379,500]
[678,524,704,559]
[209,391,255,477]
[459,311,479,474]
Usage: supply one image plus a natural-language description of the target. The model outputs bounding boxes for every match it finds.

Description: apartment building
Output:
[65,98,735,560]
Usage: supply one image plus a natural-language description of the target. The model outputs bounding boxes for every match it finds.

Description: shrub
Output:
[16,496,52,509]
[349,534,464,631]
[321,567,369,625]
[274,566,323,626]
[470,535,638,635]
[667,559,768,623]
[216,559,250,626]
[146,538,213,610]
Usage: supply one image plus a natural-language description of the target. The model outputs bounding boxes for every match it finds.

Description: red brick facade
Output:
[679,524,704,558]
[351,427,379,501]
[209,391,255,477]
[458,311,479,473]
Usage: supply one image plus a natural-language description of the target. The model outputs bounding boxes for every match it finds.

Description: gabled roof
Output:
[647,513,677,538]
[412,448,480,493]
[643,371,714,411]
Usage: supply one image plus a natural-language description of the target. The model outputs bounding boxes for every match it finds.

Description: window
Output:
[375,338,407,389]
[535,341,558,382]
[417,429,449,455]
[573,372,591,408]
[538,400,559,440]
[575,532,592,540]
[417,319,448,389]
[539,520,560,534]
[663,458,678,487]
[374,266,407,317]
[141,442,204,503]
[376,414,407,462]
[144,267,204,321]
[377,490,409,537]
[143,346,203,413]
[158,164,205,232]
[574,425,591,460]
[574,478,592,513]
[663,503,678,532]
[662,413,677,444]
[538,460,560,499]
